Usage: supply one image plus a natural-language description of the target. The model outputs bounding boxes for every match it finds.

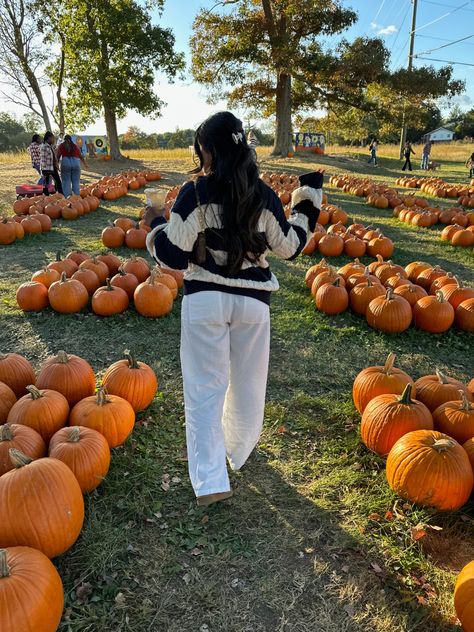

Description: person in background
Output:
[40,131,63,195]
[465,152,474,179]
[57,134,88,197]
[367,137,378,166]
[144,111,322,507]
[247,129,258,162]
[421,140,432,170]
[27,134,44,184]
[402,141,415,172]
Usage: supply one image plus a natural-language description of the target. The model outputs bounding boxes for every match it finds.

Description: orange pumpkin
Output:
[134,273,173,317]
[0,353,35,397]
[432,391,474,444]
[36,351,96,407]
[16,282,49,312]
[454,560,474,632]
[0,383,16,423]
[92,279,129,316]
[0,423,46,475]
[48,272,89,313]
[414,370,473,412]
[102,350,158,412]
[7,385,69,444]
[31,267,60,288]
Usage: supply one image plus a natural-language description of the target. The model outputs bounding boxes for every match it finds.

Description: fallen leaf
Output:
[75,582,92,604]
[384,511,394,521]
[115,592,126,607]
[411,525,427,541]
[183,572,191,585]
[416,595,427,606]
[341,565,349,573]
[201,515,209,525]
[171,476,181,484]
[277,425,286,434]
[368,513,381,521]
[161,481,170,492]
[370,562,383,574]
[344,604,355,617]
[190,547,202,556]
[426,524,442,532]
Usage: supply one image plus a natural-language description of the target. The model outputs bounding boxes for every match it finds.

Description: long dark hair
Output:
[192,112,266,274]
[63,134,75,153]
[43,131,54,143]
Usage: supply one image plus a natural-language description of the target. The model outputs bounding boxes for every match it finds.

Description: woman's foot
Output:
[196,490,233,507]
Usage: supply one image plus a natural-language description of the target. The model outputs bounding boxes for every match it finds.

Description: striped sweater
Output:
[146,176,321,304]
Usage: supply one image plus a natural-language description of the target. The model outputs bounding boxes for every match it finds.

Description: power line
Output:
[417,33,474,44]
[414,0,474,33]
[415,55,474,66]
[389,1,411,55]
[373,0,387,23]
[420,0,474,11]
[414,32,474,55]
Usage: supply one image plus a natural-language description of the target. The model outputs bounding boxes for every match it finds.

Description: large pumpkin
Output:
[315,279,349,315]
[0,353,35,397]
[0,382,16,423]
[366,288,412,333]
[352,353,415,414]
[361,384,433,456]
[433,391,474,444]
[0,450,84,558]
[49,426,111,493]
[69,389,135,448]
[386,430,473,510]
[121,255,150,282]
[304,259,329,288]
[414,370,473,412]
[412,291,454,333]
[48,272,89,313]
[0,424,46,476]
[455,560,474,632]
[110,268,139,299]
[134,273,173,318]
[36,351,96,406]
[102,350,157,411]
[349,278,385,315]
[92,279,129,316]
[0,546,64,632]
[7,385,69,444]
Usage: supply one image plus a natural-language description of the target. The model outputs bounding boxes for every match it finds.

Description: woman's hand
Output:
[143,205,167,226]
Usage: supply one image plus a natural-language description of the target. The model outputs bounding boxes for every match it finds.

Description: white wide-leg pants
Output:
[180,291,270,497]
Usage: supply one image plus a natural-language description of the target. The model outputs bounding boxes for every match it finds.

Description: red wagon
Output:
[16,183,55,198]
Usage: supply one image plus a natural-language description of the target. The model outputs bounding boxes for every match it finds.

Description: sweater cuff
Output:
[292,199,319,232]
[291,185,322,211]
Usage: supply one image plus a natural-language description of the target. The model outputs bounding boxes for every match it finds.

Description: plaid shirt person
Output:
[40,142,58,171]
[28,142,41,166]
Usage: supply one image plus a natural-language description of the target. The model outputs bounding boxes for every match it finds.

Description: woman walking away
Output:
[57,134,88,197]
[421,140,432,170]
[27,134,44,184]
[367,137,378,166]
[466,152,474,179]
[40,131,63,195]
[402,141,415,171]
[144,111,322,507]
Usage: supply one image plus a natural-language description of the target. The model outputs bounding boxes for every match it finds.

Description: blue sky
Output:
[2,0,474,133]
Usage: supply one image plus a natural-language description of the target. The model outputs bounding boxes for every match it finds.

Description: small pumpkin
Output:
[110,268,139,299]
[0,450,84,558]
[91,278,129,316]
[455,298,474,332]
[386,430,473,510]
[36,350,96,407]
[412,291,454,333]
[361,384,433,456]
[16,281,49,312]
[317,233,344,257]
[69,389,135,448]
[134,272,173,318]
[7,385,69,444]
[96,253,122,276]
[315,279,349,315]
[121,255,150,282]
[0,383,16,423]
[352,353,415,414]
[102,350,157,412]
[393,283,427,307]
[0,353,35,397]
[463,437,474,472]
[349,278,385,315]
[366,288,412,333]
[414,370,473,412]
[440,281,474,310]
[0,424,46,476]
[454,560,474,632]
[31,267,60,288]
[432,390,474,444]
[79,256,109,284]
[65,250,90,265]
[125,225,147,249]
[48,272,89,313]
[49,426,111,493]
[47,252,78,278]
[0,546,64,632]
[101,224,125,248]
[71,268,101,296]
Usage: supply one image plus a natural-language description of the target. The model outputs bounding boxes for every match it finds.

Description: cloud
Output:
[371,21,398,35]
[377,24,398,35]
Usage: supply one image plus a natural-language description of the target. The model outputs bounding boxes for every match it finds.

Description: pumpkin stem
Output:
[55,252,62,262]
[123,349,139,369]
[460,390,472,411]
[383,353,396,374]
[96,388,110,406]
[67,426,81,442]
[385,287,394,300]
[9,448,33,468]
[56,350,69,364]
[432,438,456,452]
[436,369,449,385]
[60,272,68,283]
[26,385,43,400]
[376,254,384,263]
[398,383,414,405]
[332,278,341,287]
[0,424,13,441]
[435,290,445,303]
[105,278,113,291]
[0,550,10,578]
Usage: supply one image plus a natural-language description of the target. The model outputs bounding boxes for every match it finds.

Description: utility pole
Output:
[399,0,418,158]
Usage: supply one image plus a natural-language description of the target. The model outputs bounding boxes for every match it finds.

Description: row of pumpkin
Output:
[393,202,474,229]
[302,219,394,259]
[440,223,474,249]
[305,257,474,333]
[352,355,474,631]
[0,349,158,632]
[396,175,474,204]
[16,250,182,318]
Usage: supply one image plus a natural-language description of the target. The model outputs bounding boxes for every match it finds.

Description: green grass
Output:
[0,146,473,631]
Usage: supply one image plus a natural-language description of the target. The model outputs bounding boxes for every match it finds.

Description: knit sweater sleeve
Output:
[145,181,199,271]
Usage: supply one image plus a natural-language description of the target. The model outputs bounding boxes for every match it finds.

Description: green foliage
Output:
[0,112,31,151]
[55,0,185,129]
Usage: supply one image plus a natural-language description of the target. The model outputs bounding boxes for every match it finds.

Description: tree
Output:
[57,0,185,159]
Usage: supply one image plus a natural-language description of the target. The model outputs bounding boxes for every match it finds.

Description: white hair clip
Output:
[232,132,243,144]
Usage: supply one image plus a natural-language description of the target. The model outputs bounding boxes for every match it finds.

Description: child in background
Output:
[466,152,474,179]
[27,134,44,184]
[368,138,378,166]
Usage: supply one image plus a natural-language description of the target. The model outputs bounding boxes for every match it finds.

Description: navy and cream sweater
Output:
[146,176,321,304]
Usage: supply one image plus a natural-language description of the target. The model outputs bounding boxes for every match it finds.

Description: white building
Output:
[422,127,455,143]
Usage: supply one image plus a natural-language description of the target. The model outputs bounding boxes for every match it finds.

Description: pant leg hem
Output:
[196,486,232,498]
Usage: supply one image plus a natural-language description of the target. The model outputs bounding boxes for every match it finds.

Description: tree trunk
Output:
[272,73,293,156]
[56,34,66,136]
[103,105,123,160]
